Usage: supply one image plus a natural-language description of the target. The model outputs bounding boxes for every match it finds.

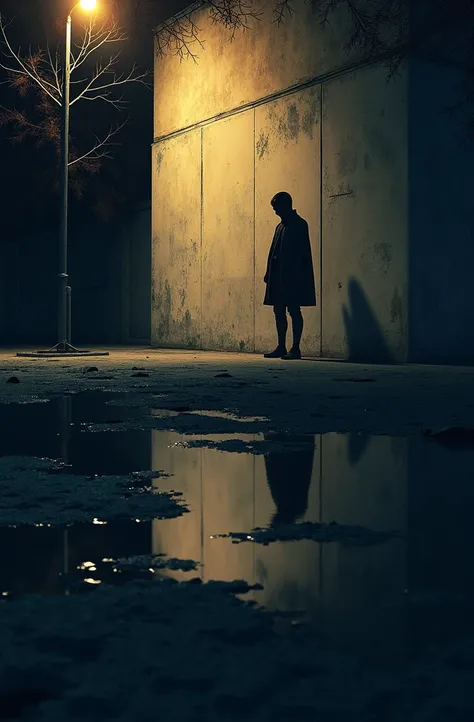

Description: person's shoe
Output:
[264,347,287,359]
[282,348,302,360]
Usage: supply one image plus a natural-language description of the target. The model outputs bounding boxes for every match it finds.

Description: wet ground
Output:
[2,391,474,666]
[2,349,474,720]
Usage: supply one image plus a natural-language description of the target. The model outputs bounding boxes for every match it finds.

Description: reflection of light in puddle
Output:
[151,408,268,423]
[78,561,97,571]
[151,409,182,418]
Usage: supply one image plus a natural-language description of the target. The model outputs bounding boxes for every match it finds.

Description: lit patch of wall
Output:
[151,129,202,348]
[154,0,363,138]
[201,111,255,351]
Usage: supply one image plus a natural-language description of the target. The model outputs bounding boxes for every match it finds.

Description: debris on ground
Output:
[0,457,186,526]
[212,520,401,546]
[109,555,199,573]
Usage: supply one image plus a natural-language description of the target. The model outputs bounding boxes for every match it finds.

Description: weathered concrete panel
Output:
[408,59,474,363]
[201,112,255,352]
[154,0,363,137]
[151,129,202,348]
[321,65,408,361]
[255,87,321,356]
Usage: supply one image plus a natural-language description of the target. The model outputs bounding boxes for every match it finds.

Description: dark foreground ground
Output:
[1,346,474,721]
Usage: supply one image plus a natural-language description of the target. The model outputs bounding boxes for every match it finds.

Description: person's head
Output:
[271,191,293,221]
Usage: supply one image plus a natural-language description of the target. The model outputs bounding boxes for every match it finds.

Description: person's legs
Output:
[283,305,303,359]
[275,304,288,349]
[264,304,287,358]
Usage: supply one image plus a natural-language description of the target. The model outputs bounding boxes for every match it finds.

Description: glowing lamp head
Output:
[79,0,97,10]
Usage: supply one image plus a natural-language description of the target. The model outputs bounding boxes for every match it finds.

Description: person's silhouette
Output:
[263,192,316,360]
[264,436,315,526]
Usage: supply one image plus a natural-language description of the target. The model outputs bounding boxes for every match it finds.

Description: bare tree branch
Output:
[149,0,470,74]
[68,118,128,167]
[0,14,62,104]
[0,12,150,193]
[70,18,127,71]
[70,57,150,106]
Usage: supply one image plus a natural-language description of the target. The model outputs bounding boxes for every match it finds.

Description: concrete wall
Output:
[202,112,255,350]
[408,59,474,364]
[152,131,202,348]
[322,65,408,361]
[154,0,363,138]
[152,61,408,358]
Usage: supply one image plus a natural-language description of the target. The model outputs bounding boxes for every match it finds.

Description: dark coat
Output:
[263,211,316,307]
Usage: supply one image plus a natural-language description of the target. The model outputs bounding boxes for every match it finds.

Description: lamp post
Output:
[17,0,109,358]
[50,0,97,353]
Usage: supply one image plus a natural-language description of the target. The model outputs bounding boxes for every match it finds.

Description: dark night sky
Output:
[0,0,189,240]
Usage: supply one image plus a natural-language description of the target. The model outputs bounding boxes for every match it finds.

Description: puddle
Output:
[152,409,268,423]
[187,410,268,423]
[2,393,474,667]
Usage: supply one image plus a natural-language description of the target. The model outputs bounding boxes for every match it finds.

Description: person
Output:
[263,192,316,359]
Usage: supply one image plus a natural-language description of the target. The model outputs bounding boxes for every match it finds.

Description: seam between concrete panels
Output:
[200,126,204,351]
[319,84,323,358]
[253,107,256,353]
[318,435,323,595]
[152,53,394,146]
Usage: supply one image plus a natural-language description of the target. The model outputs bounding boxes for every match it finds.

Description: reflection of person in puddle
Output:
[264,437,315,526]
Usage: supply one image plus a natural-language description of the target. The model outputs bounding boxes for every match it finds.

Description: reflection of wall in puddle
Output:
[319,434,406,658]
[152,432,406,658]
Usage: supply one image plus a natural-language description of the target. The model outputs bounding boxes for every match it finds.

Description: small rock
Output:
[215,372,233,378]
[132,367,146,371]
[131,372,150,378]
[6,376,20,384]
[85,366,99,373]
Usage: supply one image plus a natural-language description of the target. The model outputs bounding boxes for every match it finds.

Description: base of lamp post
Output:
[16,341,110,358]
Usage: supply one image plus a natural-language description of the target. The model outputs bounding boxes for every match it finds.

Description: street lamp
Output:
[54,0,97,353]
[17,0,109,358]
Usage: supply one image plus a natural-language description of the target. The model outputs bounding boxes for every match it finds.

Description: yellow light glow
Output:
[79,0,97,11]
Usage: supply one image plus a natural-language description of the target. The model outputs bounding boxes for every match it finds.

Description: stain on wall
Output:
[151,129,202,349]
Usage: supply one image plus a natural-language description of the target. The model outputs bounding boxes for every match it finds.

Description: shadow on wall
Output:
[342,277,393,363]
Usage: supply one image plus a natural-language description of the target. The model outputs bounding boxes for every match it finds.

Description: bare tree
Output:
[0,13,150,197]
